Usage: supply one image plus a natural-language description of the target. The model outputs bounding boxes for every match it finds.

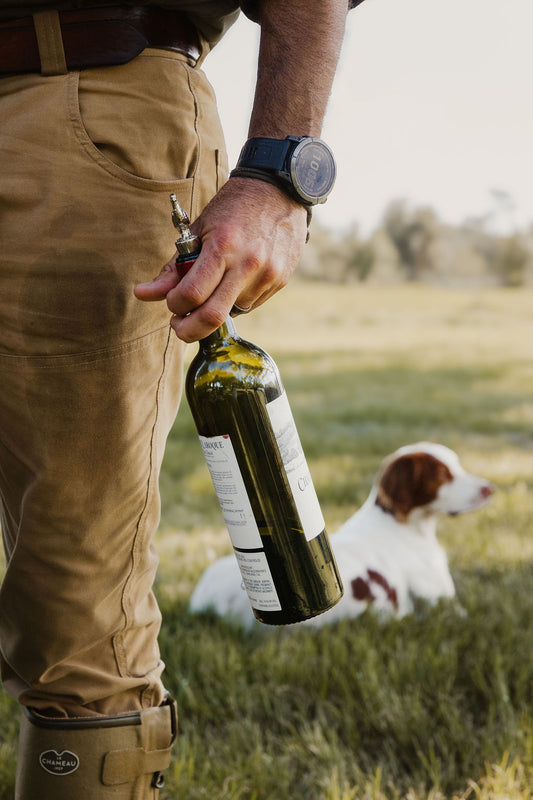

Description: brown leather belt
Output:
[0,5,201,74]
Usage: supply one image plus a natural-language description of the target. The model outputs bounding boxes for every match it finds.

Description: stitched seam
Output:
[0,325,171,370]
[186,64,201,219]
[116,327,173,681]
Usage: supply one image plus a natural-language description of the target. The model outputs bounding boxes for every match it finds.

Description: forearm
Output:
[248,0,348,138]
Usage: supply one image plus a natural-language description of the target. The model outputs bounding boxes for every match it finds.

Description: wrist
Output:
[227,174,313,242]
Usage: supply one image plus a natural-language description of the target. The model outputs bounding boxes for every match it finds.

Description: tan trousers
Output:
[0,45,227,717]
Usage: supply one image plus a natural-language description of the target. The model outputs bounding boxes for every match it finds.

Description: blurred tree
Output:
[347,241,375,281]
[382,199,439,281]
[461,215,532,287]
[491,233,530,287]
[298,223,345,281]
[300,222,375,282]
[298,197,532,287]
[341,225,376,282]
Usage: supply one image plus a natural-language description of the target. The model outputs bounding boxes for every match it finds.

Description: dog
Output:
[189,442,494,629]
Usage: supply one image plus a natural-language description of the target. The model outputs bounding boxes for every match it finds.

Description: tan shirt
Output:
[0,1,365,55]
[0,0,251,48]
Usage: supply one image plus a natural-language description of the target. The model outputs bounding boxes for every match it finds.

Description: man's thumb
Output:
[134,261,180,302]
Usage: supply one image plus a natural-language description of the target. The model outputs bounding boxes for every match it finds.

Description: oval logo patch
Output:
[39,750,80,776]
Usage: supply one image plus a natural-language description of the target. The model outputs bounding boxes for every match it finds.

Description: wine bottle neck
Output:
[169,197,239,349]
[199,315,238,349]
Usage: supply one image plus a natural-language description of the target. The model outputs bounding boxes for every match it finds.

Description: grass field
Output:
[1,283,533,798]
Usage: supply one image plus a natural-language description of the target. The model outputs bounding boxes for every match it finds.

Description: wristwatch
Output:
[230,136,336,206]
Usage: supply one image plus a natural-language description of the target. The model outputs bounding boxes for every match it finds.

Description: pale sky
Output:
[204,0,533,236]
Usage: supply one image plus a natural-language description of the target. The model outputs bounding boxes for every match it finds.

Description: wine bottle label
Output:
[199,434,263,550]
[199,434,282,611]
[266,392,325,542]
[198,391,324,613]
[234,550,282,612]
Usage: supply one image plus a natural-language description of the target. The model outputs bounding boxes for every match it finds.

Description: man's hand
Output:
[134,178,308,342]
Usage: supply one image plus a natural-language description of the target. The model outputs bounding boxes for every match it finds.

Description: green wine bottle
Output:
[171,194,343,625]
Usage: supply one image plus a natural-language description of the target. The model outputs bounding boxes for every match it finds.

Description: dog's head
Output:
[375,442,494,523]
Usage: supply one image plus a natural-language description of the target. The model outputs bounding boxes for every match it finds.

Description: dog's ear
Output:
[376,452,453,521]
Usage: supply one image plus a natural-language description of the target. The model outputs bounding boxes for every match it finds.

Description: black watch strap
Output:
[229,166,285,191]
[234,137,295,173]
[230,164,309,208]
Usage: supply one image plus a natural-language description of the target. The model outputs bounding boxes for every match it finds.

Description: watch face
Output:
[290,138,336,205]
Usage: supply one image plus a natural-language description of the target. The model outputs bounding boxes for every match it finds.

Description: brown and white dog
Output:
[189,442,494,629]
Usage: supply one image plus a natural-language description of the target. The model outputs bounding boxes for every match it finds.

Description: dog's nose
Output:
[480,484,494,499]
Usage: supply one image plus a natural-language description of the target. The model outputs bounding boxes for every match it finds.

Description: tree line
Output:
[301,198,533,287]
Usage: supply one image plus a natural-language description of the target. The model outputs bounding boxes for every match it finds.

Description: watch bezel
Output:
[288,137,337,206]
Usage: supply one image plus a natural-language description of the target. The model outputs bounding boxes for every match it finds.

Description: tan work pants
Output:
[0,45,227,717]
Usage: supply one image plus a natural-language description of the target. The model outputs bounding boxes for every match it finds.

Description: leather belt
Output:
[0,5,202,74]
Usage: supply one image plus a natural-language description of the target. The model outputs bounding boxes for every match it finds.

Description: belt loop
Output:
[194,33,209,69]
[33,10,68,75]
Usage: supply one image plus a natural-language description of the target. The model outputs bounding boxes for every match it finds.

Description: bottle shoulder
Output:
[189,335,274,373]
[187,335,283,395]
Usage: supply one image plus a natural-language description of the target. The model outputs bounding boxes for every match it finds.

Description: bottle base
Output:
[253,591,343,626]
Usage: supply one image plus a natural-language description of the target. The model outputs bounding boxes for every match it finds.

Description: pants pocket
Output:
[75,49,201,183]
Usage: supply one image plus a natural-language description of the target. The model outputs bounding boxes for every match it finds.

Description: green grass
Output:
[2,284,533,798]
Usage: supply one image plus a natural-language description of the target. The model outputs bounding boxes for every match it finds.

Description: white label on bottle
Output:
[199,434,263,550]
[266,392,325,542]
[234,550,282,611]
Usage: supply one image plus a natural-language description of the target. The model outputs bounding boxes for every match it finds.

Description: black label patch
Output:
[39,750,80,776]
